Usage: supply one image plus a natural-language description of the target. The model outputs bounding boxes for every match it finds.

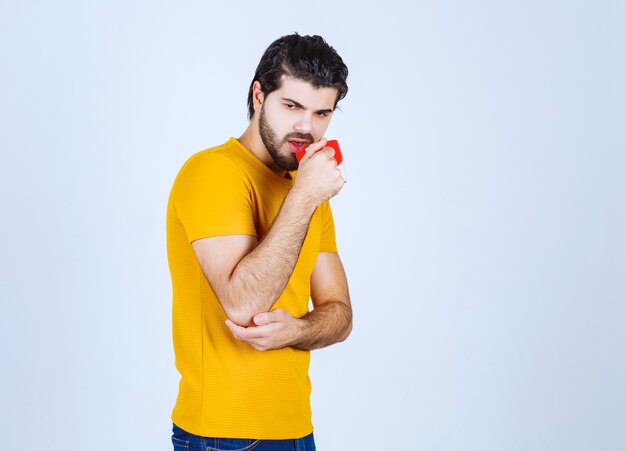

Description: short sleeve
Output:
[172,153,256,243]
[319,200,338,253]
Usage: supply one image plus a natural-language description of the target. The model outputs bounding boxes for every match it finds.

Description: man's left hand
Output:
[225,308,301,351]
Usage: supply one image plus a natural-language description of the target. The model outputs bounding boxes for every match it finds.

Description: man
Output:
[167,33,352,451]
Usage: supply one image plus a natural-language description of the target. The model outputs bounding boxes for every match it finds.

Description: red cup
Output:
[296,139,343,165]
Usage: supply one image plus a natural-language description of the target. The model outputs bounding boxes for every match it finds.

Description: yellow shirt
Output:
[166,137,337,439]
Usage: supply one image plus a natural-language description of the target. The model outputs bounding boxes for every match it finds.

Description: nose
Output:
[293,112,313,134]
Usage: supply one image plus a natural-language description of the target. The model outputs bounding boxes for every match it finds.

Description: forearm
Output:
[227,190,316,324]
[291,301,353,351]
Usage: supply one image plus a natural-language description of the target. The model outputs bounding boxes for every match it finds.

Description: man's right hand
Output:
[292,138,346,207]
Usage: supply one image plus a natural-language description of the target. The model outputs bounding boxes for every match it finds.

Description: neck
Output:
[238,119,288,178]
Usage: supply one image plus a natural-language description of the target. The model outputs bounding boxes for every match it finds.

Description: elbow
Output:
[345,320,353,339]
[221,298,264,327]
[223,307,256,327]
[339,319,353,343]
[343,304,353,340]
[220,273,270,326]
[214,286,260,326]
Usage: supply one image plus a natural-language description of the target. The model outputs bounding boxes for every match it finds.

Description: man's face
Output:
[258,76,338,171]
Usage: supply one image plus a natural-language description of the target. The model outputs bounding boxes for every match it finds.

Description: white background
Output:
[1,1,625,450]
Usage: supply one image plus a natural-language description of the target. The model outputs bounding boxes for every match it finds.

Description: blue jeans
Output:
[172,423,316,451]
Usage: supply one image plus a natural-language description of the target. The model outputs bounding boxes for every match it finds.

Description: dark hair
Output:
[246,33,349,120]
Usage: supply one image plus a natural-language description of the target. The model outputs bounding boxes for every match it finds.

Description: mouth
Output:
[286,140,310,154]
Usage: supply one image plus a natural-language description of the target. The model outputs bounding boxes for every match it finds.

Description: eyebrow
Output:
[281,97,334,115]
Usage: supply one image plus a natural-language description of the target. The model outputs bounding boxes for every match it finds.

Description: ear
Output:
[252,81,264,113]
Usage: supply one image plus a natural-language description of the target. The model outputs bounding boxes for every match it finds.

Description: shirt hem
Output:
[172,414,314,441]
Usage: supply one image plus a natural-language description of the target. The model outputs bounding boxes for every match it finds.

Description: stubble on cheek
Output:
[259,108,299,171]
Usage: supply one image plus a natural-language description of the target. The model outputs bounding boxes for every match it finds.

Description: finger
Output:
[307,137,328,153]
[297,146,315,165]
[253,312,270,326]
[271,308,290,320]
[244,325,276,341]
[226,319,245,341]
[225,319,246,336]
[315,147,337,167]
[339,167,347,182]
[253,309,283,325]
[299,138,327,164]
[322,146,336,159]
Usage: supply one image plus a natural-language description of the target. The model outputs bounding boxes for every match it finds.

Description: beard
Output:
[259,105,313,172]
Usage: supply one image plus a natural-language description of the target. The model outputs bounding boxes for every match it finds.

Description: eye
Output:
[284,103,296,109]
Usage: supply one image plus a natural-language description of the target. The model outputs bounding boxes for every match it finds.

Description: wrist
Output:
[288,317,306,347]
[286,187,318,215]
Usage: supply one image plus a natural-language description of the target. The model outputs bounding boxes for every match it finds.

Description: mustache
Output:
[284,133,313,144]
